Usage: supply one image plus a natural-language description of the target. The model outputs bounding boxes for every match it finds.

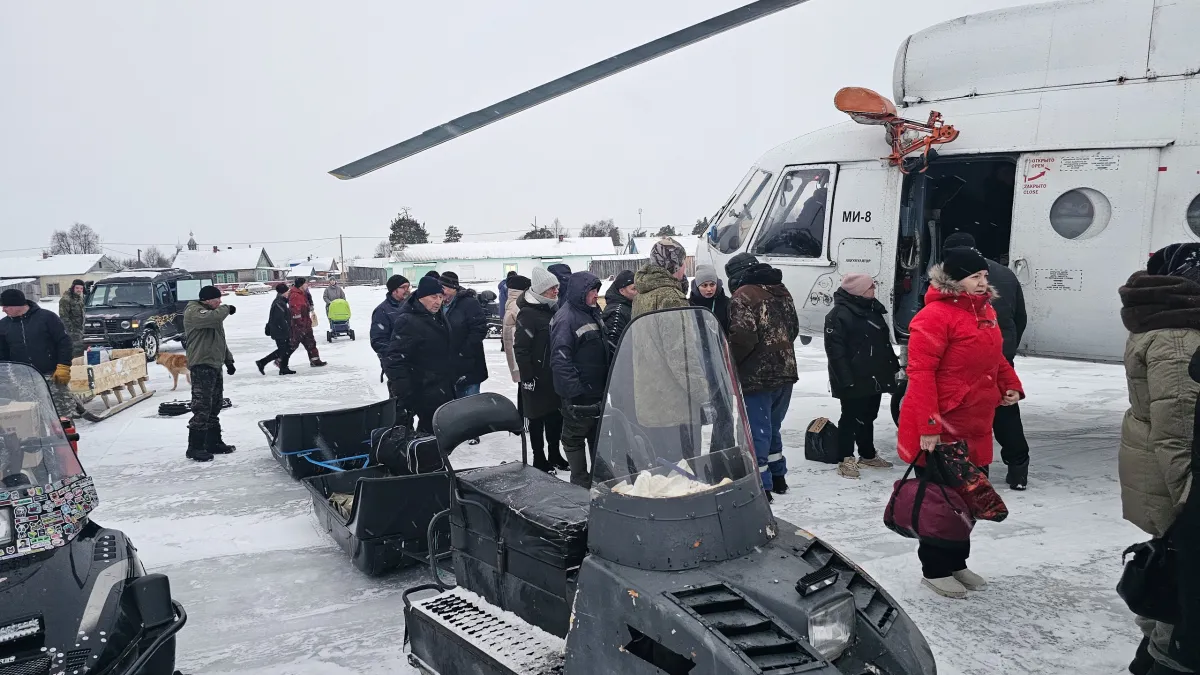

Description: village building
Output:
[0,253,122,298]
[172,246,282,284]
[390,237,617,283]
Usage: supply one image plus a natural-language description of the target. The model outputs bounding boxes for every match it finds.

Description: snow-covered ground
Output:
[62,286,1142,674]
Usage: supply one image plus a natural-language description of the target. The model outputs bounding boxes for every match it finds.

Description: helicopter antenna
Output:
[329,0,810,179]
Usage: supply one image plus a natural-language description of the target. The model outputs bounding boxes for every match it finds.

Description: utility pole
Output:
[137,249,142,265]
[339,234,345,283]
[638,208,643,232]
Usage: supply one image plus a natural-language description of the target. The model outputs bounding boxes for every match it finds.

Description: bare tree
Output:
[143,246,171,268]
[374,240,394,258]
[48,223,102,255]
[550,218,569,239]
[579,218,621,246]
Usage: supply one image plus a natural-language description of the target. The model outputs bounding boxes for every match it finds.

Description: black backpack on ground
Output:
[804,418,840,464]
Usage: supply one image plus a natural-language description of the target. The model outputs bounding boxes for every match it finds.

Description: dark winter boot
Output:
[1130,637,1153,675]
[186,428,213,462]
[279,365,297,375]
[772,474,789,495]
[531,446,553,473]
[310,358,327,367]
[546,446,570,473]
[1006,461,1029,491]
[206,426,236,455]
[255,358,270,375]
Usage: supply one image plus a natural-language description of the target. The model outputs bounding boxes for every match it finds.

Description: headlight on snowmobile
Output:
[808,594,855,661]
[0,508,12,546]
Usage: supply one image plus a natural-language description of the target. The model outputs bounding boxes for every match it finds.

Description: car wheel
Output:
[349,329,355,340]
[141,330,160,361]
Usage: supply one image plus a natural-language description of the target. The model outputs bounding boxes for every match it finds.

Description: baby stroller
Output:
[327,297,355,342]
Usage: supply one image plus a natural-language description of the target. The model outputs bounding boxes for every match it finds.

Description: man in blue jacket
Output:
[370,275,410,373]
[0,289,74,417]
[549,271,608,487]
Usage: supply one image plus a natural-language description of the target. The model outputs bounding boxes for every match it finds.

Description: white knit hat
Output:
[530,267,559,295]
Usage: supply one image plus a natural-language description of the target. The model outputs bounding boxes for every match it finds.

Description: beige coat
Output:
[1120,327,1199,537]
[501,288,523,383]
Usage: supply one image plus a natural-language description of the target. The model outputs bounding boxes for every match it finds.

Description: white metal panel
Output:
[1009,148,1160,362]
[896,0,1153,104]
[1148,0,1200,78]
[1149,145,1200,251]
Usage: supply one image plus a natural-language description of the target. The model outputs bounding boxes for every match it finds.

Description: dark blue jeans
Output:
[743,384,792,490]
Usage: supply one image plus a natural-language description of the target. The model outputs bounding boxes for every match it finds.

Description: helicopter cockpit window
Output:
[709,169,774,254]
[752,167,832,258]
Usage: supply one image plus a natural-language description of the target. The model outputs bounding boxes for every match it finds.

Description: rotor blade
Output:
[329,0,809,180]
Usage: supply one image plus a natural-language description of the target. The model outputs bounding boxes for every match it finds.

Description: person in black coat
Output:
[385,277,456,432]
[0,289,74,417]
[823,274,900,478]
[513,270,569,473]
[601,270,637,356]
[439,272,489,397]
[256,284,297,375]
[944,231,1031,489]
[688,264,731,335]
[369,275,410,366]
[550,271,608,487]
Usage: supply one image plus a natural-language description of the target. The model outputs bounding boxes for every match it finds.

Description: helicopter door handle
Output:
[1012,258,1031,284]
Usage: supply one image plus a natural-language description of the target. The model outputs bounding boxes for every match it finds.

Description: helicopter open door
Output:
[1009,148,1160,361]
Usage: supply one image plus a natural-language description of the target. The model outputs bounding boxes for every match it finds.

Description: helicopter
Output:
[329,0,1200,366]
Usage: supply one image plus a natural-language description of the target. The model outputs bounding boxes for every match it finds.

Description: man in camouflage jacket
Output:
[725,253,800,498]
[59,279,86,359]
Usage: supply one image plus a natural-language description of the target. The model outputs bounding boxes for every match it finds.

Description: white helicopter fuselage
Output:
[696,0,1200,363]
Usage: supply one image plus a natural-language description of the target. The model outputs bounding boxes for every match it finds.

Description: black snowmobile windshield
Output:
[593,307,756,499]
[0,362,85,488]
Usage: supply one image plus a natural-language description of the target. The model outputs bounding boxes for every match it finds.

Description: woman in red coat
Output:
[898,247,1023,599]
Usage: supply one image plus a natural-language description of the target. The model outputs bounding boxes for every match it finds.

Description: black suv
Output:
[83,269,197,360]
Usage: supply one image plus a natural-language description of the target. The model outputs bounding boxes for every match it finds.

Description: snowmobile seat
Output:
[451,462,590,638]
[305,465,451,576]
[431,392,524,455]
[258,398,396,480]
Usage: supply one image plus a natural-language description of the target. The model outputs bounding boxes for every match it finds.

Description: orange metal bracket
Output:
[834,87,960,174]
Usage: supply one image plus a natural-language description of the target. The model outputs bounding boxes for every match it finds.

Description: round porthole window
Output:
[1049,188,1111,240]
[1187,194,1200,238]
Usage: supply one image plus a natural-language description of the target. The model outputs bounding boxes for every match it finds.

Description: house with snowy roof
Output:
[172,246,282,284]
[286,257,340,279]
[390,237,617,283]
[0,253,121,298]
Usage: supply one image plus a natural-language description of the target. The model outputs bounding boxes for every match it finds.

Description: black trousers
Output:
[837,394,882,460]
[918,540,971,579]
[188,365,224,431]
[260,338,294,369]
[994,401,1030,466]
[528,412,564,465]
[561,407,599,488]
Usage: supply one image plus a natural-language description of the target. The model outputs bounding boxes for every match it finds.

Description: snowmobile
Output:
[402,307,937,675]
[0,361,187,675]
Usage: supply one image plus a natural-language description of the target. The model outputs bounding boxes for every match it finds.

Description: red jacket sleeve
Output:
[898,308,949,463]
[997,357,1024,399]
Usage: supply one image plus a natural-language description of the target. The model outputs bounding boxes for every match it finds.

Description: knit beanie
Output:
[386,275,410,293]
[198,285,221,301]
[530,267,560,296]
[507,275,532,292]
[943,232,977,249]
[1,289,26,307]
[839,273,875,297]
[412,276,444,300]
[424,270,440,279]
[650,237,686,274]
[693,264,720,287]
[611,269,635,292]
[293,277,307,288]
[1148,243,1200,284]
[942,247,989,281]
[724,252,759,280]
[439,271,460,289]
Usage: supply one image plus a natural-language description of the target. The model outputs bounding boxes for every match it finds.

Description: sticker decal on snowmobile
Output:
[0,475,98,562]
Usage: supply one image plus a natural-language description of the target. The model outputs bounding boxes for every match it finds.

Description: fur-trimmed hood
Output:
[927,263,999,300]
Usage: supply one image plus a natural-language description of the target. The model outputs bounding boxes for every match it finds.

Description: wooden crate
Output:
[68,349,154,420]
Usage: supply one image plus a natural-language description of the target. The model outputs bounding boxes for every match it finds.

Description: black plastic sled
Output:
[303,426,452,576]
[258,399,396,480]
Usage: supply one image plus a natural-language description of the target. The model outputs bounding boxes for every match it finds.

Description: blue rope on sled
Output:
[300,453,371,472]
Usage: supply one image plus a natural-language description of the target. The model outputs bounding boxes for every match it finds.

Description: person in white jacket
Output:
[501,275,532,382]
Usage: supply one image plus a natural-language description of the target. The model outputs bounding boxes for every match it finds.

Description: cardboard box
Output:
[0,401,40,440]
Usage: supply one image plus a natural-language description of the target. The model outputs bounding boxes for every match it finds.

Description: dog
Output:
[155,353,191,390]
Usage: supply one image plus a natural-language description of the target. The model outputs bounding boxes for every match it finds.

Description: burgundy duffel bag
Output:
[884,450,975,546]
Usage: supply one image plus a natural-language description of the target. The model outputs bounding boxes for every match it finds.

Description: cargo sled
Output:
[403,308,937,675]
[68,348,155,422]
[0,361,186,675]
[303,428,453,576]
[258,398,396,480]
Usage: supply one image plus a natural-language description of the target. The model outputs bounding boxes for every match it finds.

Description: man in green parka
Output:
[183,285,236,462]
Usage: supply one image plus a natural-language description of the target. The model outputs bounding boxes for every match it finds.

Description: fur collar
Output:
[928,263,1000,300]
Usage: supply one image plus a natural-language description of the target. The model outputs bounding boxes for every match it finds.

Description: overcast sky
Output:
[0,0,1038,263]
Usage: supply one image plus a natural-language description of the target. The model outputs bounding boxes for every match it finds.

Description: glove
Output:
[521,380,536,392]
[226,362,236,376]
[227,305,237,315]
[52,364,71,385]
[311,312,318,326]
